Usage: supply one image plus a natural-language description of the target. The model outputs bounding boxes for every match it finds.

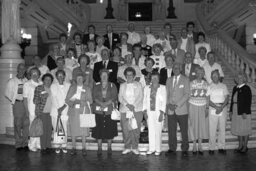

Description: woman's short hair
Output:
[234,71,248,84]
[99,68,110,77]
[113,46,121,53]
[195,66,205,75]
[96,36,105,43]
[101,48,110,57]
[59,33,67,40]
[67,48,77,58]
[73,32,82,40]
[78,54,90,65]
[211,69,220,78]
[144,57,155,66]
[197,32,206,40]
[120,32,129,39]
[29,67,41,77]
[124,67,136,77]
[164,53,175,62]
[151,71,160,79]
[55,69,66,77]
[42,73,54,83]
[186,21,195,28]
[152,43,163,52]
[198,46,207,53]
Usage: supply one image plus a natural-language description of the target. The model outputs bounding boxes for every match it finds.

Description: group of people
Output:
[5,21,252,157]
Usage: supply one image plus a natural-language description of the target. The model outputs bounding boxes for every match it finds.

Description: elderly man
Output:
[165,62,190,157]
[93,48,118,86]
[203,52,224,83]
[103,24,120,50]
[117,53,142,84]
[83,24,99,45]
[167,37,185,64]
[5,63,29,151]
[181,52,200,81]
[159,54,175,85]
[127,23,141,45]
[178,28,195,57]
[51,57,72,83]
[186,21,198,43]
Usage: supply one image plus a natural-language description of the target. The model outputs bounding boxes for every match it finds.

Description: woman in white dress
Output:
[51,70,71,154]
[23,67,42,152]
[195,32,211,60]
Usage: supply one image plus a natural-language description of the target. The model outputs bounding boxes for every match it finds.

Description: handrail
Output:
[196,1,256,84]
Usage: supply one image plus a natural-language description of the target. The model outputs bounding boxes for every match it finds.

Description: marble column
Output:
[0,0,23,134]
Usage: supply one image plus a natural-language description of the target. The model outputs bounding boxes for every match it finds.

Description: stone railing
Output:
[208,30,256,84]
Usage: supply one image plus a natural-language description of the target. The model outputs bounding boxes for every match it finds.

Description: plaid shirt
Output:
[33,85,49,116]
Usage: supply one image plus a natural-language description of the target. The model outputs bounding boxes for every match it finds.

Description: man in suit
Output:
[159,54,175,85]
[103,24,120,50]
[83,25,99,45]
[93,48,118,87]
[182,52,199,81]
[168,37,186,64]
[165,62,190,157]
[186,21,198,43]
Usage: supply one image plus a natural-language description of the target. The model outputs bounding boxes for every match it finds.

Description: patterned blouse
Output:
[189,80,208,106]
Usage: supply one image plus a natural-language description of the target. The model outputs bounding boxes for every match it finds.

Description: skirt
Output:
[188,104,209,141]
[92,113,118,139]
[68,108,89,137]
[231,104,252,136]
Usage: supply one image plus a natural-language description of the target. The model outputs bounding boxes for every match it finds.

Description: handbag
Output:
[111,103,120,120]
[80,102,96,128]
[29,117,43,137]
[53,117,66,144]
[128,115,138,130]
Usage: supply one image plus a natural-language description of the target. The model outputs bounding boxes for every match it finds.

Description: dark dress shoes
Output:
[182,151,188,157]
[209,150,214,155]
[165,150,175,156]
[218,149,226,154]
[16,147,23,151]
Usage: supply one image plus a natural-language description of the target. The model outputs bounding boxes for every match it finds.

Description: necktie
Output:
[173,76,177,88]
[103,61,107,68]
[186,64,190,77]
[108,33,112,48]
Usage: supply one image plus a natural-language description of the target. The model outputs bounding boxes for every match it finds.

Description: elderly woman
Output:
[33,73,54,154]
[119,32,133,58]
[143,72,166,156]
[66,73,93,156]
[188,67,209,155]
[72,54,94,89]
[65,48,79,71]
[141,58,158,86]
[150,43,166,71]
[119,67,143,155]
[51,70,71,154]
[92,69,118,156]
[23,67,42,152]
[111,46,125,66]
[194,46,208,67]
[195,32,211,60]
[96,36,107,55]
[206,70,229,155]
[45,44,61,70]
[86,40,102,70]
[230,72,252,153]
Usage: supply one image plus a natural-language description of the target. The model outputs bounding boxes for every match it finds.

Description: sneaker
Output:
[62,148,68,154]
[55,148,61,154]
[122,149,131,155]
[131,149,140,155]
[155,152,161,156]
[29,147,37,152]
[146,151,155,155]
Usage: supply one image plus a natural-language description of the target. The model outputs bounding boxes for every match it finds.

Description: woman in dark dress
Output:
[229,71,252,153]
[92,69,118,156]
[46,44,61,70]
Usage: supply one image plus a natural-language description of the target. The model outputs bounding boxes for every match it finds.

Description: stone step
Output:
[1,134,256,151]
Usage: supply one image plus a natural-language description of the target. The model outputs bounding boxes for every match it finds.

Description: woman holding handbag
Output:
[51,70,71,154]
[33,73,54,154]
[142,71,166,156]
[119,67,144,155]
[92,69,118,156]
[66,73,93,156]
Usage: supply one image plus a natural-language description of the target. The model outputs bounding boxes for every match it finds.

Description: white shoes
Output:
[155,152,161,156]
[131,149,140,155]
[62,148,68,154]
[146,151,155,155]
[122,149,131,154]
[29,147,37,152]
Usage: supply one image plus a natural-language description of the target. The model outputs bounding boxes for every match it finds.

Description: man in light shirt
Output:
[51,57,72,83]
[203,52,224,83]
[127,23,141,45]
[5,63,29,151]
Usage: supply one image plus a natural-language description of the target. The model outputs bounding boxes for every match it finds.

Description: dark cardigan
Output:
[229,84,252,115]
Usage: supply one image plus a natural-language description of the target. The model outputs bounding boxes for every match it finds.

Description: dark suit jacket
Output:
[103,33,120,50]
[93,60,118,87]
[82,33,99,45]
[181,63,199,81]
[159,67,174,85]
[229,85,252,115]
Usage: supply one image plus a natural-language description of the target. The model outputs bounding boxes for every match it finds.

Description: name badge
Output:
[41,91,47,94]
[179,85,184,88]
[108,69,113,72]
[85,71,89,74]
[75,104,80,109]
[81,89,86,92]
[17,84,23,94]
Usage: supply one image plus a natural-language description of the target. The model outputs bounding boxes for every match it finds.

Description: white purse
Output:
[53,117,66,144]
[111,103,121,120]
[80,102,96,128]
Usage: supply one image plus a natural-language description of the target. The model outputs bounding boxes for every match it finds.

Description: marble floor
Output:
[0,145,255,171]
